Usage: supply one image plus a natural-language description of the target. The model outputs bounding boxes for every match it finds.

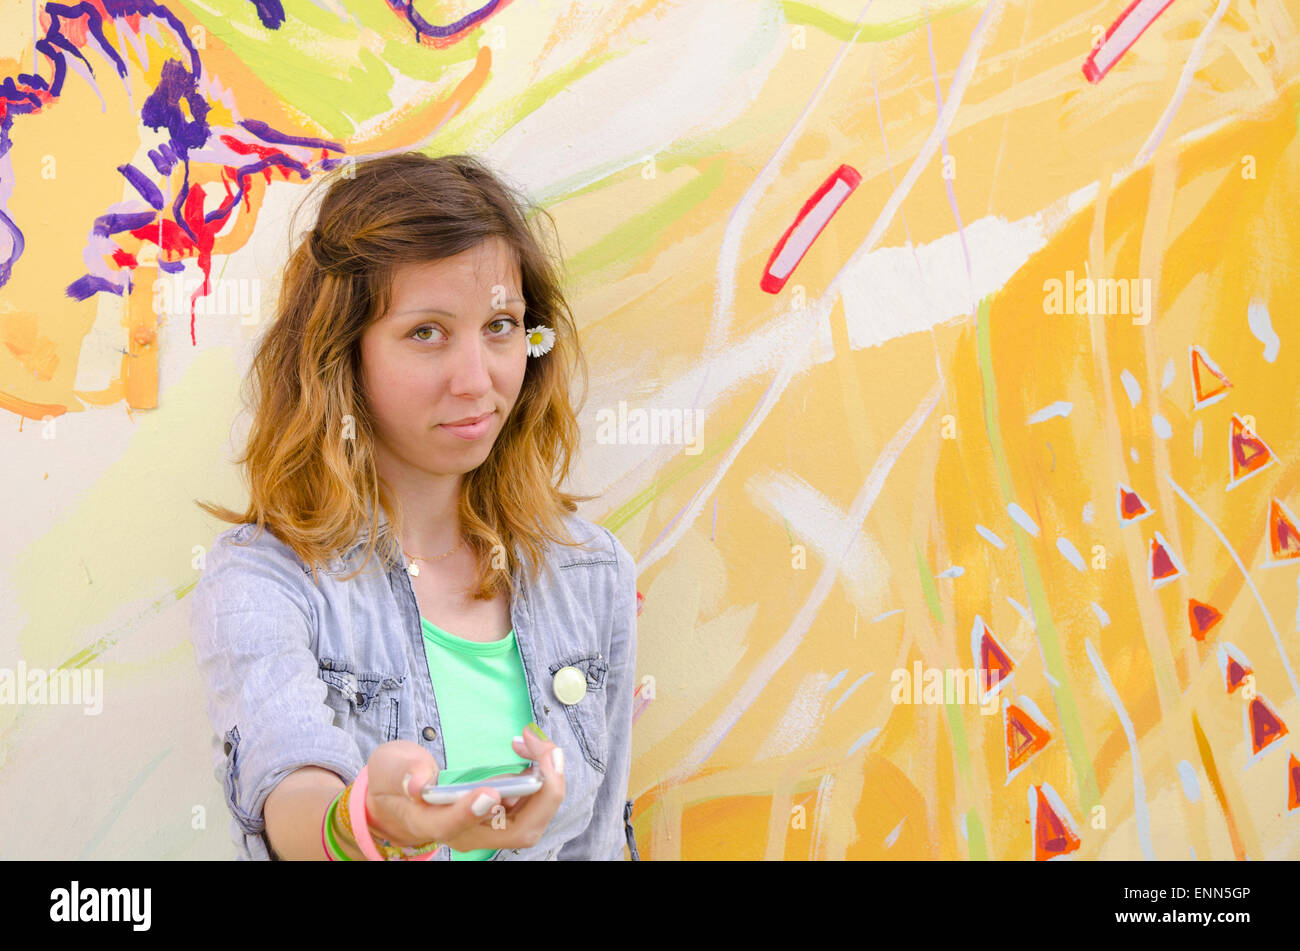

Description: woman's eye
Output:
[411,317,520,343]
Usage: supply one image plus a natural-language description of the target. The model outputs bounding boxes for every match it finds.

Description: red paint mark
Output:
[1032,786,1081,860]
[1190,344,1231,409]
[130,182,226,345]
[1006,704,1050,772]
[1118,484,1151,522]
[1248,697,1288,755]
[977,619,1014,696]
[1224,657,1251,694]
[1083,0,1179,84]
[1228,414,1275,489]
[1149,532,1182,586]
[1268,499,1300,562]
[1288,753,1299,811]
[1187,598,1222,641]
[760,164,860,294]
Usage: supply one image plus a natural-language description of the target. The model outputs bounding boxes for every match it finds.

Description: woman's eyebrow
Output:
[391,298,525,319]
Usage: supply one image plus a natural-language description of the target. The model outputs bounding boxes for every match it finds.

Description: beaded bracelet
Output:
[347,778,440,860]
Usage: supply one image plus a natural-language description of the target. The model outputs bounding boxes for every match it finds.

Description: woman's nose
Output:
[446,337,493,392]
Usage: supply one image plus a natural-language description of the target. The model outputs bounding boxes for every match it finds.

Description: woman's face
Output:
[360,236,529,480]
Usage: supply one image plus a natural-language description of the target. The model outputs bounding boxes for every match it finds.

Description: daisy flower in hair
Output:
[525,324,555,357]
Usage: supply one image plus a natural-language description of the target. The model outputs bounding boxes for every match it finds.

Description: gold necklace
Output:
[402,539,462,577]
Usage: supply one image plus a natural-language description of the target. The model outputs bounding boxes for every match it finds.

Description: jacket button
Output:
[223,741,232,756]
[422,726,437,740]
[321,659,333,670]
[553,667,586,705]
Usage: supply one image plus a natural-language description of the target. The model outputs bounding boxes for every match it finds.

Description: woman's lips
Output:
[439,411,493,439]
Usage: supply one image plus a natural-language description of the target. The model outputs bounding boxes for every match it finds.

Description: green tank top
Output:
[420,616,533,861]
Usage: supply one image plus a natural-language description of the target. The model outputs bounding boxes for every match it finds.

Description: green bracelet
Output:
[324,792,353,861]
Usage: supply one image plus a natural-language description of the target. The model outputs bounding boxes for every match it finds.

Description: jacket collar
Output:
[339,498,394,564]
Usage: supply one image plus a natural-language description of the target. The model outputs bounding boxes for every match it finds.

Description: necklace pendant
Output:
[407,561,420,577]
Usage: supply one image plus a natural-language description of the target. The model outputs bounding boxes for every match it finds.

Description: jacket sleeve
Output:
[189,527,365,860]
[557,526,639,860]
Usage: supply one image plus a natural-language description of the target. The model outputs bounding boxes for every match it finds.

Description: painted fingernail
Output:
[512,735,524,747]
[526,721,550,742]
[552,747,564,775]
[472,793,494,816]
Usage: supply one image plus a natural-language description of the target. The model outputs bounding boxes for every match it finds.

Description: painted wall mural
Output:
[2,0,1298,860]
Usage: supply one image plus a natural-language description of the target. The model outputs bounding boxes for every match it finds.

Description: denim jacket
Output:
[188,505,639,861]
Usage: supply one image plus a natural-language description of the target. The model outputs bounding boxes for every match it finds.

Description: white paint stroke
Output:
[1057,536,1086,571]
[666,382,943,784]
[1007,595,1036,631]
[488,0,787,202]
[1085,636,1155,860]
[1027,401,1073,424]
[1177,760,1201,802]
[1248,298,1279,362]
[830,672,874,713]
[743,468,892,618]
[1007,502,1040,537]
[1121,368,1142,407]
[840,211,1043,349]
[1135,0,1234,168]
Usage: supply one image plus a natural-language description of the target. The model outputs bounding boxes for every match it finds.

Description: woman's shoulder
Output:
[190,523,321,652]
[544,511,635,595]
[200,521,315,586]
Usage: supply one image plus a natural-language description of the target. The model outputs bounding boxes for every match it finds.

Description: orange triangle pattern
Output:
[979,623,1014,696]
[1268,500,1300,561]
[1225,657,1252,694]
[1191,346,1231,408]
[1033,786,1081,861]
[1007,705,1051,771]
[1188,599,1223,641]
[1288,753,1299,811]
[1249,697,1289,755]
[1150,536,1180,583]
[1230,417,1273,484]
[1119,486,1149,522]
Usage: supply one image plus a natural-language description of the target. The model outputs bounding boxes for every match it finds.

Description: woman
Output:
[189,152,639,861]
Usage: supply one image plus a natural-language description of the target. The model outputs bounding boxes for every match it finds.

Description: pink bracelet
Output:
[349,766,386,861]
[349,765,438,862]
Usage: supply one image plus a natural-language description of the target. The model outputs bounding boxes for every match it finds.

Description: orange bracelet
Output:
[338,775,440,860]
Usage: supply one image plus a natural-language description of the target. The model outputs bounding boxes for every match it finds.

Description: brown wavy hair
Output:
[195,151,599,598]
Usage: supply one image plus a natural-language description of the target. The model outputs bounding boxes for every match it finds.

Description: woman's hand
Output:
[361,726,566,854]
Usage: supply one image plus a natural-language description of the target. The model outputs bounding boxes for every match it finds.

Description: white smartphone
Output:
[421,766,543,805]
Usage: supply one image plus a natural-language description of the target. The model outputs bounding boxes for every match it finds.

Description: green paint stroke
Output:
[183,0,480,138]
[564,159,727,285]
[914,538,943,623]
[599,417,747,536]
[975,295,1100,814]
[780,0,982,44]
[943,699,987,860]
